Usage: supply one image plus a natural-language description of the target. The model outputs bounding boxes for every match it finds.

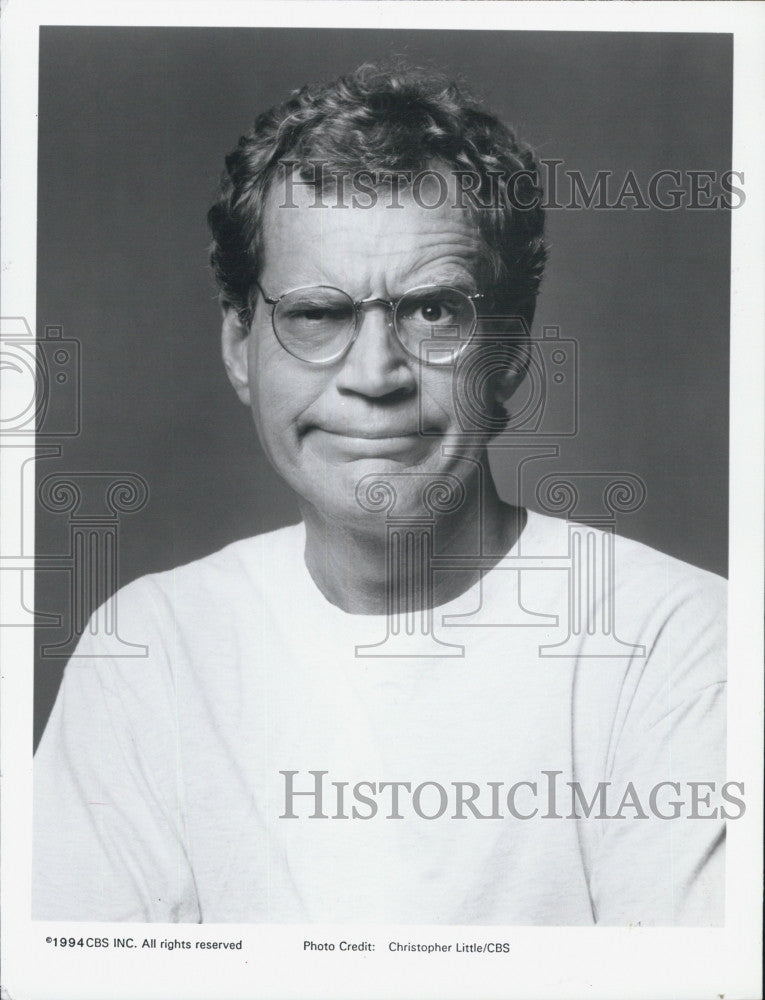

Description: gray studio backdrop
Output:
[34,27,732,747]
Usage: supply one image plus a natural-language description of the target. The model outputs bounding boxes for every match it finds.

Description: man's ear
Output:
[493,339,530,404]
[221,302,252,406]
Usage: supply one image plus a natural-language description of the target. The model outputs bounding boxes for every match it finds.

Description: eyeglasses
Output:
[253,281,484,366]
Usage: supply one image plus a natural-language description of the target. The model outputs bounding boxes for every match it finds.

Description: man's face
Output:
[222,176,517,527]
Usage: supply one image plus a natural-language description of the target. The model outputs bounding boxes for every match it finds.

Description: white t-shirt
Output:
[33,511,727,925]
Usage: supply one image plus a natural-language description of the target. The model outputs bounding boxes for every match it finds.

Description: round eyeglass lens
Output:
[394,286,476,364]
[273,287,357,363]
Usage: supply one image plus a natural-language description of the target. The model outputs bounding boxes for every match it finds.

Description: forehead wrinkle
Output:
[261,188,485,294]
[365,232,484,289]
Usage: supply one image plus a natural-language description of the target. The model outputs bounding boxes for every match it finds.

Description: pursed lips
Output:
[300,413,432,439]
[299,424,439,456]
[316,427,424,439]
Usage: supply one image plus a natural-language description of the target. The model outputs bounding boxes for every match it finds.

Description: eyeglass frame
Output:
[251,279,486,366]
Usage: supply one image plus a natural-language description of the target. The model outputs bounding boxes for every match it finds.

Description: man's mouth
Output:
[317,427,423,440]
[303,424,436,458]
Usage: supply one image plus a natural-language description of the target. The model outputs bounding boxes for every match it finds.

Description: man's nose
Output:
[334,302,417,398]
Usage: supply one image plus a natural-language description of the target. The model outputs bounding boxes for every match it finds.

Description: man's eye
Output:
[286,304,350,324]
[406,297,459,325]
[419,302,447,322]
[298,308,332,322]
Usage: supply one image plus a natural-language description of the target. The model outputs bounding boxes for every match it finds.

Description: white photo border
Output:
[1,2,763,999]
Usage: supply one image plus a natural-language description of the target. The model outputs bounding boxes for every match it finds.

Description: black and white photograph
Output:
[1,3,762,999]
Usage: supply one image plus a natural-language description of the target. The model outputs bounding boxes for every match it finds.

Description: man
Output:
[33,64,726,924]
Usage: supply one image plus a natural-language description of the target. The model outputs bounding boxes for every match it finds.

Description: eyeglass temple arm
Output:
[253,280,279,306]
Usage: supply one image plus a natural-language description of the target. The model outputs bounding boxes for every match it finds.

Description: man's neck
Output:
[299,472,525,615]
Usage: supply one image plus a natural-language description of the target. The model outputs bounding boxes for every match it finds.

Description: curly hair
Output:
[208,63,547,327]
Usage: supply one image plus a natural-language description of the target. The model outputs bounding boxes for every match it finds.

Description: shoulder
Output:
[117,521,305,610]
[74,522,305,666]
[524,509,725,601]
[57,522,306,710]
[524,510,726,679]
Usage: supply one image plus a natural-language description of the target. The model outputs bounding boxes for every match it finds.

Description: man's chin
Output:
[301,458,465,528]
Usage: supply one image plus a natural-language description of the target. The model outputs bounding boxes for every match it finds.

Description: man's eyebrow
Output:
[405,266,481,291]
